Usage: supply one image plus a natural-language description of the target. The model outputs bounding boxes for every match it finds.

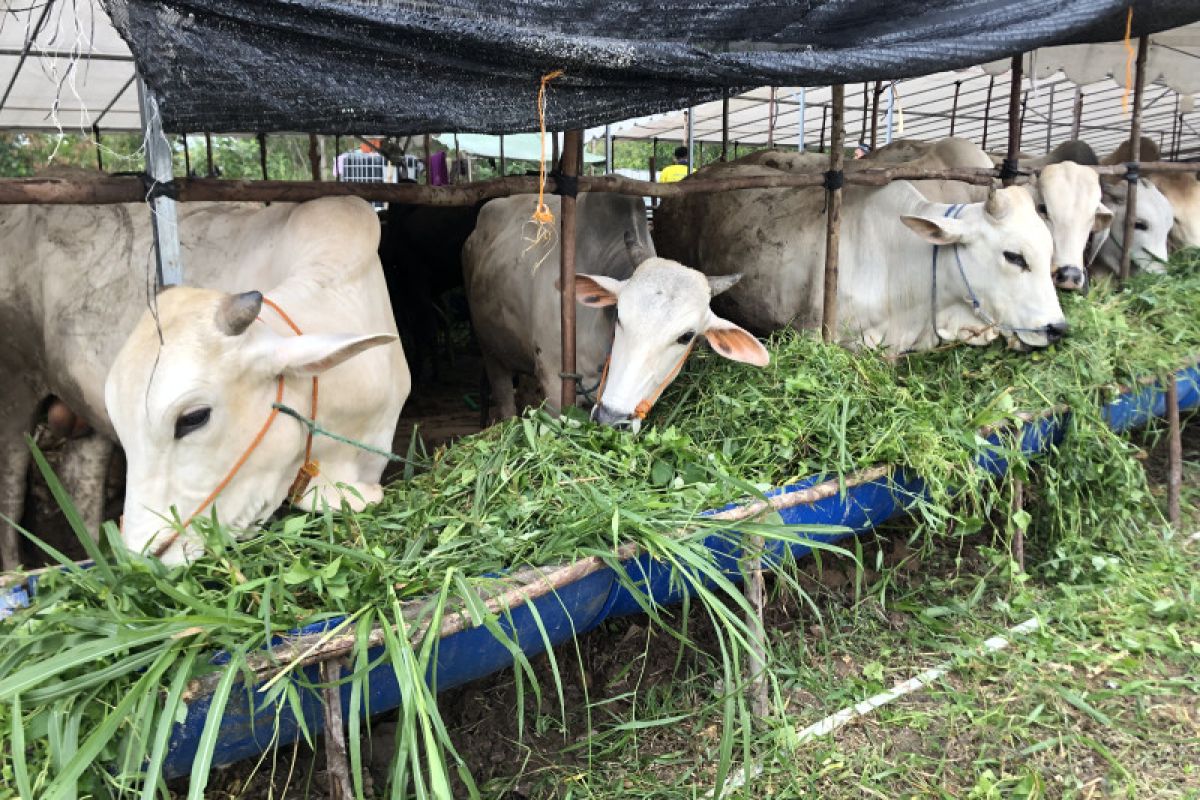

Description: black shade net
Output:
[102,0,1200,135]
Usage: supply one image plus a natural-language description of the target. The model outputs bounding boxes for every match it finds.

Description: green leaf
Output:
[188,655,241,800]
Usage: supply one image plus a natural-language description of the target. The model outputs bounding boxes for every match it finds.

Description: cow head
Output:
[1036,162,1112,290]
[900,186,1067,350]
[577,232,769,430]
[1097,180,1172,275]
[105,287,396,565]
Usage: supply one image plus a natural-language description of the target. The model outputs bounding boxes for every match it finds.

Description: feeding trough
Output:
[3,362,1196,779]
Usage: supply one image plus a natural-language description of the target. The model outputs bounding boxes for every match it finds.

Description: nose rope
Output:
[930,203,1054,344]
[148,298,318,560]
[593,332,696,422]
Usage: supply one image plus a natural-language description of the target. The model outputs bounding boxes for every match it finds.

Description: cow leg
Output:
[57,434,116,543]
[482,355,517,421]
[0,384,40,571]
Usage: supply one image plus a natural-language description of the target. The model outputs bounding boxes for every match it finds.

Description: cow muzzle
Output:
[590,403,640,430]
[1053,265,1085,291]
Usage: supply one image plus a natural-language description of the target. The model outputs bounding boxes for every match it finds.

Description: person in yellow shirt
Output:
[659,146,690,183]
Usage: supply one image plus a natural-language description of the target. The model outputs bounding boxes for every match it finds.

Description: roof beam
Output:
[0,1,54,116]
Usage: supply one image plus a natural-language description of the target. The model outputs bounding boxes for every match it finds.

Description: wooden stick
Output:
[181,134,190,177]
[1003,55,1023,188]
[822,84,845,345]
[1011,476,1025,573]
[981,76,995,151]
[869,80,881,150]
[721,89,730,162]
[204,132,214,177]
[1119,34,1149,282]
[559,129,582,411]
[1166,374,1182,528]
[949,81,961,138]
[744,533,768,717]
[320,659,354,800]
[308,134,322,182]
[257,133,269,181]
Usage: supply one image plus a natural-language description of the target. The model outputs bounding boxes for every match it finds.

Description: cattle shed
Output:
[2,0,1200,795]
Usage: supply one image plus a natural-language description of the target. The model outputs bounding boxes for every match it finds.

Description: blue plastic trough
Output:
[3,364,1198,779]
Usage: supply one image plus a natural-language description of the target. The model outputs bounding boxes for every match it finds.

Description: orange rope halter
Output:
[594,337,697,422]
[149,297,319,559]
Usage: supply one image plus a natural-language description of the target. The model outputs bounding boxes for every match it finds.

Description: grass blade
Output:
[187,654,242,800]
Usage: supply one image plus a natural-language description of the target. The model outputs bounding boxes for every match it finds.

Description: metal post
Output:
[1045,83,1056,153]
[454,133,462,183]
[1003,56,1023,188]
[1119,35,1149,282]
[1019,90,1029,153]
[982,76,995,151]
[334,135,341,181]
[859,83,869,144]
[551,131,559,169]
[204,132,214,177]
[559,129,583,411]
[869,80,881,149]
[721,89,730,161]
[949,81,961,138]
[822,85,845,344]
[1070,86,1084,141]
[257,133,269,180]
[767,88,776,148]
[797,89,807,151]
[308,134,321,181]
[92,123,104,171]
[1166,375,1182,527]
[687,107,695,171]
[499,134,506,177]
[603,125,612,174]
[136,76,182,286]
[819,104,828,153]
[884,84,895,145]
[181,133,190,177]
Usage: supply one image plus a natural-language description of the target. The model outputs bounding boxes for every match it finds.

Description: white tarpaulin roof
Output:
[0,0,139,132]
[434,133,605,164]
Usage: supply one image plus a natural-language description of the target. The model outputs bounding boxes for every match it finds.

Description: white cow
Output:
[866,138,1112,291]
[654,162,1066,353]
[1092,179,1173,278]
[1,195,408,567]
[463,193,768,428]
[1104,137,1200,251]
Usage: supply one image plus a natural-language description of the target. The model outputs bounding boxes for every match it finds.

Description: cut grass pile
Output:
[1,250,1199,799]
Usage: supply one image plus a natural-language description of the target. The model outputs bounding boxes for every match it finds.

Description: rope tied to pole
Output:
[1123,161,1140,184]
[532,69,565,227]
[997,158,1021,184]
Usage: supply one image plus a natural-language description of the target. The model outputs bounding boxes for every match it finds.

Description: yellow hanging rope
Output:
[1121,6,1134,115]
[532,70,564,226]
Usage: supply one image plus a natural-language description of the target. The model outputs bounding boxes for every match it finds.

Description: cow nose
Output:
[1053,265,1085,291]
[1045,320,1070,343]
[590,403,635,428]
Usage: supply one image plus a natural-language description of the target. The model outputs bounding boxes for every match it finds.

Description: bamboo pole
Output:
[822,85,845,345]
[204,132,214,177]
[181,134,190,177]
[1002,55,1023,188]
[92,123,104,171]
[744,532,768,717]
[1166,375,1182,527]
[1071,87,1084,141]
[1119,35,1150,282]
[859,83,869,144]
[819,105,828,153]
[499,134,506,176]
[559,129,582,411]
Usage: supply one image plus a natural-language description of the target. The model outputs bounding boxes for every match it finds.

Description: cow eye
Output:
[174,407,211,439]
[1003,251,1029,270]
[676,330,695,346]
[1036,203,1048,216]
[1134,220,1149,231]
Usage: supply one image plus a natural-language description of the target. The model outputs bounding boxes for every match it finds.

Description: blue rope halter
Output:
[930,203,1048,344]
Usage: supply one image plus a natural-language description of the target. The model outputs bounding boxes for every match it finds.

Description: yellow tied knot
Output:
[532,69,564,227]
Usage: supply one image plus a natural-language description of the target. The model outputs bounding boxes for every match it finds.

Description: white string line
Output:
[711,616,1043,799]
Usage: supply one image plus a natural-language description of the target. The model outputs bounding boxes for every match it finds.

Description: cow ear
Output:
[703,313,769,367]
[252,332,397,377]
[1093,203,1114,233]
[575,274,624,307]
[900,214,964,246]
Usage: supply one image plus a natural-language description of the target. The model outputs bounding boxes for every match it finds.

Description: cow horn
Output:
[624,230,653,268]
[216,290,263,336]
[984,189,1010,220]
[708,273,743,296]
